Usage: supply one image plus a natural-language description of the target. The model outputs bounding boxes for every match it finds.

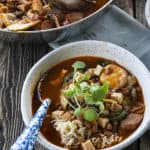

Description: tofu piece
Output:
[98,117,109,128]
[74,72,84,82]
[52,110,64,119]
[82,140,95,150]
[111,92,123,104]
[94,65,103,76]
[85,68,95,77]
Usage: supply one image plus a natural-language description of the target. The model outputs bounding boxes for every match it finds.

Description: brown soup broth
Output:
[32,56,144,149]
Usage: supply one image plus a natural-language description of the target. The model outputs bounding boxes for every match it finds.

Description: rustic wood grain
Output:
[0,42,49,150]
[140,131,150,150]
[134,0,148,27]
[113,0,134,16]
[0,0,149,150]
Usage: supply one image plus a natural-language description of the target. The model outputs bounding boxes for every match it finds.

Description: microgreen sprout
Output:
[72,61,86,71]
[64,98,76,110]
[62,61,109,122]
[83,108,98,121]
[74,107,83,116]
[72,61,86,84]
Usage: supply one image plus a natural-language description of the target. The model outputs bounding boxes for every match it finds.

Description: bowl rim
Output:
[145,0,150,27]
[0,0,113,34]
[21,40,150,150]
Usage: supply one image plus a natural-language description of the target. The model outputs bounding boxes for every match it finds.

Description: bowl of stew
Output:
[0,0,112,43]
[21,40,150,150]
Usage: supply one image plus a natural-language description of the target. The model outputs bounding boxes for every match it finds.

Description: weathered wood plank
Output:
[123,141,139,150]
[0,42,10,149]
[113,0,134,16]
[0,42,49,150]
[134,0,148,27]
[140,131,150,150]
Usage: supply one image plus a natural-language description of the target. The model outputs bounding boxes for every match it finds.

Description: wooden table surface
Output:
[0,0,150,150]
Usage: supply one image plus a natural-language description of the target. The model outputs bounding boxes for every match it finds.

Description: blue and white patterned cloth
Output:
[10,99,51,150]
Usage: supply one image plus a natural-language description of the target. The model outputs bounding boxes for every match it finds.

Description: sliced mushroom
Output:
[51,14,60,27]
[17,2,32,12]
[0,13,16,28]
[27,9,40,20]
[0,14,10,27]
[7,19,41,31]
[42,4,52,14]
[0,3,8,13]
[32,0,43,12]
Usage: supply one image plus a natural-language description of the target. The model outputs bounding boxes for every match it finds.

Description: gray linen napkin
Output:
[50,5,150,70]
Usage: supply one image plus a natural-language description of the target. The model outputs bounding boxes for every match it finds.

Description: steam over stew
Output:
[32,56,144,150]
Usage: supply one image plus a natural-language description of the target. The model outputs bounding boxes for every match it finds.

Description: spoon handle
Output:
[10,99,51,150]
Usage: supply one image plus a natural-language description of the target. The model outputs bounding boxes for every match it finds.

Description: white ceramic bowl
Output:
[145,0,150,27]
[21,40,150,150]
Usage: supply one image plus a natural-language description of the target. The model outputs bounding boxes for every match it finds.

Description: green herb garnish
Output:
[84,82,108,105]
[62,61,109,122]
[83,108,98,122]
[91,82,108,102]
[79,82,90,92]
[72,61,86,71]
[74,107,83,116]
[96,101,105,114]
[63,87,75,98]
